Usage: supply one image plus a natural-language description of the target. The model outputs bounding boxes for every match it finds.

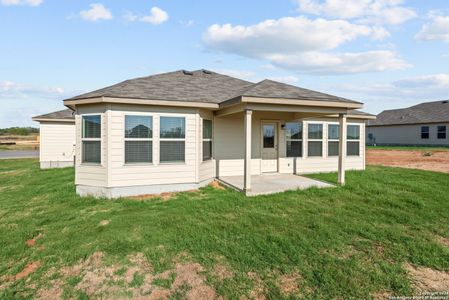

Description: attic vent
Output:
[182,70,193,75]
[442,100,449,104]
[202,69,212,74]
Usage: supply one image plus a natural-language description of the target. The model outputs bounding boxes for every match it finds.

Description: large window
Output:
[308,123,323,157]
[347,125,360,156]
[203,119,212,161]
[82,115,101,164]
[437,126,446,139]
[124,115,153,164]
[421,126,429,139]
[160,117,185,163]
[285,122,302,157]
[328,124,339,156]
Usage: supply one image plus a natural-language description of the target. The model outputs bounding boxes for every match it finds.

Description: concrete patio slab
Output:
[219,173,333,196]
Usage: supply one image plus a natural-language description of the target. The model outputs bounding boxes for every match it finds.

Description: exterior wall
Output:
[367,123,449,146]
[214,114,365,177]
[74,103,366,198]
[39,121,75,169]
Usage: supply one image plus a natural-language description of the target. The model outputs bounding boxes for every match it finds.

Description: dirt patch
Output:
[99,220,110,226]
[404,263,449,292]
[209,180,225,190]
[278,272,301,295]
[436,236,449,248]
[14,261,41,280]
[214,264,233,281]
[247,272,266,300]
[367,149,449,173]
[371,290,393,300]
[26,233,43,247]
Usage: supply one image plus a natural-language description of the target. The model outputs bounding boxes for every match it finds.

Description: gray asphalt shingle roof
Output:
[67,69,360,105]
[33,109,74,120]
[368,100,449,126]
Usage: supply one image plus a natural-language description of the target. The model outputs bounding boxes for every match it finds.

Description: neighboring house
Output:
[367,100,449,146]
[32,109,76,168]
[55,69,374,198]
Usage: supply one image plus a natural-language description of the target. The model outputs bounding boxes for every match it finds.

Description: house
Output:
[367,100,449,146]
[32,109,76,169]
[57,69,374,198]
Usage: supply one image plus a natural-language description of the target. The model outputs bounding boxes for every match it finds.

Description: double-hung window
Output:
[285,122,302,157]
[124,115,153,164]
[347,125,360,156]
[308,123,323,157]
[82,115,101,164]
[160,117,186,163]
[421,126,429,139]
[202,119,212,161]
[328,124,339,156]
[437,126,446,139]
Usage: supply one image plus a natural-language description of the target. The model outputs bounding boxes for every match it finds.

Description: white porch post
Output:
[244,109,252,192]
[338,113,347,185]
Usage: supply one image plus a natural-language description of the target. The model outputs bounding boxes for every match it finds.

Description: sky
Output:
[1,0,449,127]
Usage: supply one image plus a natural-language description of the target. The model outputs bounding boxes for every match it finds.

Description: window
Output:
[308,123,323,157]
[347,125,360,156]
[328,124,339,156]
[203,119,212,161]
[124,116,152,164]
[285,122,302,157]
[160,117,185,163]
[82,115,101,164]
[421,126,429,139]
[437,126,446,139]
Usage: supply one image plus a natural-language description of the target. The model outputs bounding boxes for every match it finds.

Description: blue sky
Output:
[1,0,449,127]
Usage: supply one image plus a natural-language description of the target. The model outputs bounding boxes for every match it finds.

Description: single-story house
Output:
[40,69,374,198]
[32,109,75,169]
[367,100,449,146]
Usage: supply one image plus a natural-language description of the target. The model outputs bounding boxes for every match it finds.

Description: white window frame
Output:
[159,115,186,164]
[202,119,213,162]
[307,122,324,157]
[347,124,361,157]
[327,123,339,157]
[81,114,102,165]
[285,121,302,158]
[124,114,153,165]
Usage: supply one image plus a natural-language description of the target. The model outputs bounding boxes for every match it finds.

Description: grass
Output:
[0,159,448,299]
[367,145,449,151]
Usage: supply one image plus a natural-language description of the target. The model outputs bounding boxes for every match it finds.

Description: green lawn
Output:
[367,145,449,151]
[0,159,448,299]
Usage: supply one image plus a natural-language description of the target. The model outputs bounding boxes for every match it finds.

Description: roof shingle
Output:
[33,109,74,121]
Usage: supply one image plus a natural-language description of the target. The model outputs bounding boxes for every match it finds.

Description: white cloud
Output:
[80,3,113,22]
[392,74,449,88]
[0,0,42,6]
[297,0,416,25]
[203,16,409,74]
[415,15,449,43]
[124,7,168,25]
[0,81,66,99]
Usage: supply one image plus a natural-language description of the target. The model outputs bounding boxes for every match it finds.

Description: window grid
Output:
[308,123,323,157]
[202,119,213,161]
[327,124,339,157]
[285,122,302,158]
[437,126,446,139]
[421,126,430,139]
[81,115,101,164]
[160,116,186,163]
[124,115,153,164]
[347,125,360,156]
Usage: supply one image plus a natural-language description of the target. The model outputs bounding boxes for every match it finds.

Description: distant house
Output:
[35,70,375,197]
[32,109,75,168]
[367,100,449,146]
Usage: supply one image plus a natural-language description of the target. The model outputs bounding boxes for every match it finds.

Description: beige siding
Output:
[39,121,75,165]
[367,123,449,146]
[107,104,198,187]
[199,109,215,182]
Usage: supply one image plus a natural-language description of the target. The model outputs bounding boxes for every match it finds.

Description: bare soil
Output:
[367,149,449,173]
[404,263,449,292]
[14,261,41,280]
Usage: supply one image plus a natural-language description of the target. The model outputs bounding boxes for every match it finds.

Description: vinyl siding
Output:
[367,123,449,146]
[39,121,75,164]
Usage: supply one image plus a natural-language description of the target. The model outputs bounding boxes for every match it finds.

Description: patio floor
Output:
[218,173,333,196]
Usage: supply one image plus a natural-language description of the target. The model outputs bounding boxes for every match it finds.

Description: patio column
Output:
[338,113,347,185]
[244,109,252,192]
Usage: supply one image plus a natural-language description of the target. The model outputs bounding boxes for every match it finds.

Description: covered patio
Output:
[219,173,333,196]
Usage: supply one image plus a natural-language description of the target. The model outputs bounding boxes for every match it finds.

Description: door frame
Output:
[260,120,280,173]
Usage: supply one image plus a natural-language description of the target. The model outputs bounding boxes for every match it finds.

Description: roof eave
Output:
[32,117,75,123]
[240,96,363,109]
